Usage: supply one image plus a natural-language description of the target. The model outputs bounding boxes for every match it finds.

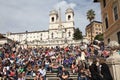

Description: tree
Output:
[86,9,96,43]
[73,28,83,40]
[87,9,95,22]
[94,33,104,41]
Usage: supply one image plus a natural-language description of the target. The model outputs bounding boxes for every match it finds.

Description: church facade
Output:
[5,8,80,47]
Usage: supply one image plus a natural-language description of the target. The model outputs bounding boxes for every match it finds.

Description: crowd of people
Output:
[0,41,119,80]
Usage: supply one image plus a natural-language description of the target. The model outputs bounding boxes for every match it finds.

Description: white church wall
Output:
[4,8,78,47]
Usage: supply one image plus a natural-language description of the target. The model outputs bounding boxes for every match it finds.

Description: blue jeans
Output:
[78,77,87,80]
[45,65,49,71]
[43,76,46,80]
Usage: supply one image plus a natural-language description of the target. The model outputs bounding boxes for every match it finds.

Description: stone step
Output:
[46,75,78,77]
[46,72,78,77]
[47,67,71,70]
[47,74,78,76]
[25,76,34,80]
[47,72,78,75]
[46,77,77,80]
[25,71,78,80]
[46,74,78,77]
[46,74,78,76]
[25,76,78,80]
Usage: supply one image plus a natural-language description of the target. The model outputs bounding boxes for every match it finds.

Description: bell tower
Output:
[49,10,58,23]
[65,8,74,22]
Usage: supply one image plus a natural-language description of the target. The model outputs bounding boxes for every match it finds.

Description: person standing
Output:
[89,59,103,80]
[100,60,113,80]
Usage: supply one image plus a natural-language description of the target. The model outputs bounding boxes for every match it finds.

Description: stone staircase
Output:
[46,72,78,80]
[46,68,78,80]
[25,68,78,80]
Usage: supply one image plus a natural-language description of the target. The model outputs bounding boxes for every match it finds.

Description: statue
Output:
[107,41,120,62]
[106,41,120,80]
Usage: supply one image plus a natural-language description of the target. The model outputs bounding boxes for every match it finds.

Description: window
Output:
[41,38,42,40]
[51,33,53,39]
[117,32,120,44]
[98,25,100,27]
[105,17,108,29]
[68,15,71,20]
[103,0,106,7]
[68,31,71,37]
[41,34,42,36]
[40,34,42,40]
[108,38,110,44]
[96,32,98,34]
[113,5,118,21]
[92,30,94,33]
[51,17,54,22]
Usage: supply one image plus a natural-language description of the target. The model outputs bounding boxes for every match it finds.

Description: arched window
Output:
[51,17,54,22]
[68,15,71,20]
[68,31,71,37]
[41,38,42,40]
[113,4,118,21]
[105,16,108,29]
[117,31,120,44]
[103,0,106,7]
[51,33,54,39]
[108,38,110,44]
[40,34,42,40]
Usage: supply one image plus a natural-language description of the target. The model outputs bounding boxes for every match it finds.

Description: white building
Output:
[5,8,81,47]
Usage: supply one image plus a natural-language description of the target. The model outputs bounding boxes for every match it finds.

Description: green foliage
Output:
[94,34,104,41]
[87,9,96,22]
[73,28,83,40]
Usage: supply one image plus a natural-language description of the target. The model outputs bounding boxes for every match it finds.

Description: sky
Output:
[0,0,101,35]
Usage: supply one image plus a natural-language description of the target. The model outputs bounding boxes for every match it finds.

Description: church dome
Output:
[66,8,74,13]
[50,10,58,15]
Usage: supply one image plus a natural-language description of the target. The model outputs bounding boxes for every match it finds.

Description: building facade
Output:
[85,21,103,42]
[94,0,120,45]
[5,8,80,47]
